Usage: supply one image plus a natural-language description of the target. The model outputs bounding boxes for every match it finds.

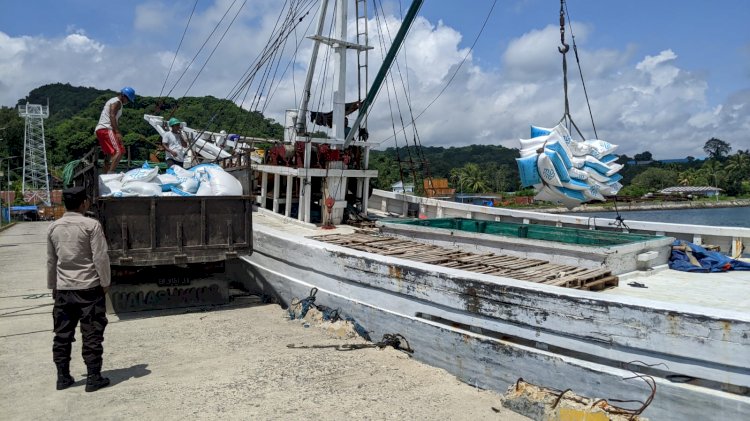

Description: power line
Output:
[375,0,498,146]
[159,0,199,99]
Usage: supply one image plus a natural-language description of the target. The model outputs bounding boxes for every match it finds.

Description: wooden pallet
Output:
[311,232,619,291]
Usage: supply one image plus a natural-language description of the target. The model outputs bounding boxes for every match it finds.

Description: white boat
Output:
[158,0,750,418]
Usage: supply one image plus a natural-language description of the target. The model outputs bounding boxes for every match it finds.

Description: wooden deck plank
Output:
[312,231,617,290]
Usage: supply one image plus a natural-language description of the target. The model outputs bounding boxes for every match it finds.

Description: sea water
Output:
[571,206,750,228]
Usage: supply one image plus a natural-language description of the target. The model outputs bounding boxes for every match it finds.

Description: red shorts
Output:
[95,129,125,156]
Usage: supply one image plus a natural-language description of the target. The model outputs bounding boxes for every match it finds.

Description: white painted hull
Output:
[229,218,750,420]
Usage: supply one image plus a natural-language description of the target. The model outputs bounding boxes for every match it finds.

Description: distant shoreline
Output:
[535,198,750,214]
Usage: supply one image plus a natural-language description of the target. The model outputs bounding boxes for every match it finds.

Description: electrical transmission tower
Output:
[18,103,51,206]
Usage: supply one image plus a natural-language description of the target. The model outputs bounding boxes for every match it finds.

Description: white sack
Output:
[98,173,124,196]
[122,164,159,183]
[193,165,243,196]
[121,181,163,197]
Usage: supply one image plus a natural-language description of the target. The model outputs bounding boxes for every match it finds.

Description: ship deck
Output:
[255,210,750,314]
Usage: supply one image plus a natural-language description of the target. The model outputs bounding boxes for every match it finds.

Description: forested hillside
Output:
[0,83,283,166]
[370,145,522,193]
[1,83,747,199]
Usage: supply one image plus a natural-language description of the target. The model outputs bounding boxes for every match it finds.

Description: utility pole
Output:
[18,103,51,206]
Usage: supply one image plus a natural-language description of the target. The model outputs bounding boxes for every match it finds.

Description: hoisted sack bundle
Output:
[517,122,623,209]
[516,155,542,188]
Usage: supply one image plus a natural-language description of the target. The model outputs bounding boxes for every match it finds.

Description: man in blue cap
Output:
[47,186,111,392]
[95,87,135,173]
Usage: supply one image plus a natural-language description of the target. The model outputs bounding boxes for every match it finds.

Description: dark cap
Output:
[62,186,87,201]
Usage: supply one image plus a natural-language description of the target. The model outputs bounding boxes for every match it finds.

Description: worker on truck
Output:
[95,87,135,174]
[161,117,189,167]
[47,186,111,392]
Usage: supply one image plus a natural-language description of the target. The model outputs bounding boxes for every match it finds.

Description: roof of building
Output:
[659,186,723,193]
[391,181,414,188]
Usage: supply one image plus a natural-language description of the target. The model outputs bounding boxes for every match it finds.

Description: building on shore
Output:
[659,186,722,197]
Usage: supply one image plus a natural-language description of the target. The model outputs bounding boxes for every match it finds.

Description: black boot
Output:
[85,367,110,392]
[56,363,75,390]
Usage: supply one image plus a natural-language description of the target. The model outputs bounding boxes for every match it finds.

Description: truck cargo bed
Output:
[97,195,252,266]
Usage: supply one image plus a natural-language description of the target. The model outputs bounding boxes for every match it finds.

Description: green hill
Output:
[3,83,745,197]
[1,83,284,165]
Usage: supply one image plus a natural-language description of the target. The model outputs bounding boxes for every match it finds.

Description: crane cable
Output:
[556,0,585,140]
[158,0,199,100]
[563,0,598,139]
[373,0,497,146]
[559,0,626,229]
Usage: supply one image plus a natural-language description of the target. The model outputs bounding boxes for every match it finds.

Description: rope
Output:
[62,159,82,188]
[287,287,370,340]
[286,333,414,354]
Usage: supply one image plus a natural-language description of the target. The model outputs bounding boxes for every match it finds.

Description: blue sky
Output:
[1,0,748,158]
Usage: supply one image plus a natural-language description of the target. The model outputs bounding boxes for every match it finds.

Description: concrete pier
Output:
[0,222,528,420]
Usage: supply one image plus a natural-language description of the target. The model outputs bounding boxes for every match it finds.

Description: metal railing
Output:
[370,189,749,257]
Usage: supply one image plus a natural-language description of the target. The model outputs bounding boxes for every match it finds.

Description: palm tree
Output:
[725,150,750,180]
[700,159,725,188]
[457,163,490,193]
[449,168,463,193]
[677,168,707,186]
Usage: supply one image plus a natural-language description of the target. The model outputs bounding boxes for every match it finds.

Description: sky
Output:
[1,0,749,159]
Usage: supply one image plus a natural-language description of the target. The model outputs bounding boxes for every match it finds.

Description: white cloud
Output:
[59,33,104,55]
[0,2,748,161]
[134,2,171,32]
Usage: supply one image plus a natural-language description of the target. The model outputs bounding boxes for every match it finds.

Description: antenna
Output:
[18,103,51,206]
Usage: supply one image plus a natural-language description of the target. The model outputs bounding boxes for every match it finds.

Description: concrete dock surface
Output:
[0,222,528,420]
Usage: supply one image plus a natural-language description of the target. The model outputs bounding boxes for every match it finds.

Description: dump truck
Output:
[69,148,254,312]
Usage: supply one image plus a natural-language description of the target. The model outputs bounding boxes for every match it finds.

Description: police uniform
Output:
[47,186,111,391]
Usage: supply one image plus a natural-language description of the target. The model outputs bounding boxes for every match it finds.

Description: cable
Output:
[165,0,240,98]
[181,0,248,99]
[374,0,497,145]
[159,0,199,99]
[563,0,598,139]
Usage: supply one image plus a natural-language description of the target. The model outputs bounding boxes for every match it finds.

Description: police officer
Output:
[47,186,111,392]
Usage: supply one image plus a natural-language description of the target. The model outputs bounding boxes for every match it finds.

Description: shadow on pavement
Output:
[102,363,152,387]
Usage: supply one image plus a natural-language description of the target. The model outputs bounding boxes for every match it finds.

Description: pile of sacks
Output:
[516,123,623,209]
[98,162,243,197]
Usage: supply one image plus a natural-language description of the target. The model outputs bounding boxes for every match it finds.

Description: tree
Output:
[633,151,653,161]
[630,167,678,191]
[703,138,731,161]
[724,150,750,196]
[451,163,490,193]
[699,159,725,188]
[677,168,707,186]
[725,150,750,180]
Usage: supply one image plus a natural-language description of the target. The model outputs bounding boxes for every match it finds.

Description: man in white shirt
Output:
[162,117,188,167]
[47,186,111,392]
[95,87,135,174]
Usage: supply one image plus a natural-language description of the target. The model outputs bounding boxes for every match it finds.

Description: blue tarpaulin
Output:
[669,240,750,272]
[10,206,38,212]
